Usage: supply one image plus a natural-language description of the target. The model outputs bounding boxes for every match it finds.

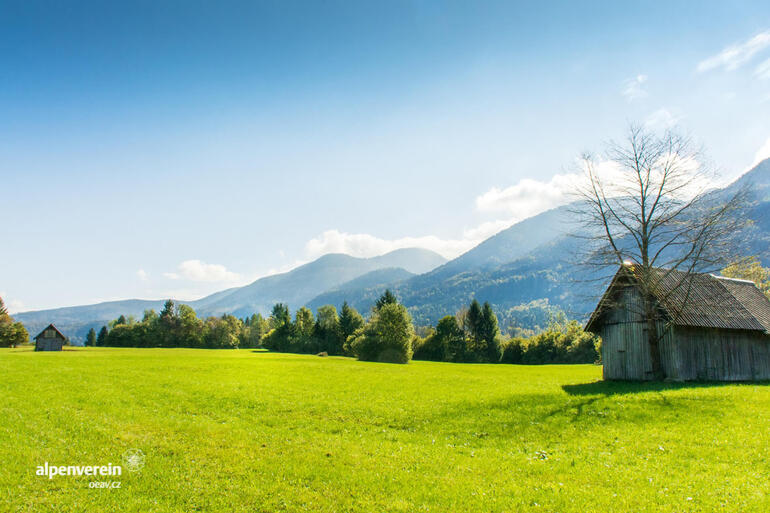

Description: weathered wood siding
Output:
[600,320,674,380]
[600,286,660,380]
[35,338,63,351]
[673,327,770,381]
[600,285,770,381]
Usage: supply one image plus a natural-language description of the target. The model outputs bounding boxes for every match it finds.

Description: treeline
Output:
[413,305,599,364]
[94,290,600,365]
[263,290,414,363]
[413,299,502,363]
[94,300,268,349]
[498,314,601,365]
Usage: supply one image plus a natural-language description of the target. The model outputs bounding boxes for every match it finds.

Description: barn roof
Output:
[34,323,67,341]
[586,265,770,333]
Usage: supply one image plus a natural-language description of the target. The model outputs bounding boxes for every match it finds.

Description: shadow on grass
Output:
[563,379,770,396]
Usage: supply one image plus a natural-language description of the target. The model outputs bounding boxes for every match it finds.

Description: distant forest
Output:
[90,290,600,365]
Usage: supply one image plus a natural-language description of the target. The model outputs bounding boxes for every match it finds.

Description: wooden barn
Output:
[586,265,770,381]
[34,324,67,352]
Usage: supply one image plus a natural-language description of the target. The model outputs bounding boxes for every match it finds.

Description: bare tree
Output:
[573,124,748,379]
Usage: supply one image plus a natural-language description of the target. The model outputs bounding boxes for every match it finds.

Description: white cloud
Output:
[136,269,148,281]
[622,74,648,101]
[461,219,514,241]
[697,31,770,73]
[475,160,624,220]
[163,260,241,283]
[644,108,682,130]
[756,58,770,80]
[476,176,575,219]
[305,230,483,261]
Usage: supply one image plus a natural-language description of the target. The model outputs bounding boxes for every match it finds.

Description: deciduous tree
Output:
[722,256,770,297]
[574,125,747,379]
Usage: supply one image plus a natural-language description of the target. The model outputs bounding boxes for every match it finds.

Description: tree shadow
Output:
[542,396,602,420]
[563,379,770,396]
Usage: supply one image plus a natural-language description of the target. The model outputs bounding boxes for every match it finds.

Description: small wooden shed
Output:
[586,265,770,381]
[34,324,66,352]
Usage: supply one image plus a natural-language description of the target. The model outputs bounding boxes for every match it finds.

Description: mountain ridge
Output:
[15,248,446,342]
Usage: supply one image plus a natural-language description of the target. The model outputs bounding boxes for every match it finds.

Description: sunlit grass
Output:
[1,346,768,512]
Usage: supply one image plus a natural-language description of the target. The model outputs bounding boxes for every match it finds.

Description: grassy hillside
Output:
[1,348,769,512]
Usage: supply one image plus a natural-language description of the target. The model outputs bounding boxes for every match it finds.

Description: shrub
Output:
[412,330,445,361]
[513,320,600,365]
[500,337,526,364]
[351,303,414,364]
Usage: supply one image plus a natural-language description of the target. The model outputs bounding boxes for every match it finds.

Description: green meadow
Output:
[1,347,768,512]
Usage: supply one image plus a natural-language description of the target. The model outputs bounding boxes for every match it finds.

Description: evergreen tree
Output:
[96,326,108,346]
[375,289,398,311]
[270,303,291,328]
[0,297,8,317]
[339,301,364,353]
[158,300,179,346]
[464,299,501,361]
[480,302,502,362]
[466,300,482,338]
[85,328,97,347]
[264,303,292,352]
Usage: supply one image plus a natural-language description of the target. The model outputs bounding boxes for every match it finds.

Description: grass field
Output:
[1,347,769,512]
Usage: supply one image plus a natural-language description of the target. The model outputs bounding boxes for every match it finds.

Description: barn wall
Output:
[673,327,770,381]
[600,287,652,380]
[599,286,667,380]
[601,320,675,380]
[600,309,770,380]
[35,338,64,351]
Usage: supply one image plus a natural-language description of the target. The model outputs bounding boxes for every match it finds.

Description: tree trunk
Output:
[644,296,664,380]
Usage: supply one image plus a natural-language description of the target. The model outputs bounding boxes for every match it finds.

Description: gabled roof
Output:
[586,265,770,333]
[34,323,67,340]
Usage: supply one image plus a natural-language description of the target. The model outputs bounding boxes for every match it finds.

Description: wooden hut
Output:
[586,265,770,381]
[34,324,66,352]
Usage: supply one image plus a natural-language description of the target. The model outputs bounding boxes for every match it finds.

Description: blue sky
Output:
[2,1,770,312]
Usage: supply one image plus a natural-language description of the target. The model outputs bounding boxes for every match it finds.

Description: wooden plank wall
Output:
[675,327,770,381]
[601,286,657,380]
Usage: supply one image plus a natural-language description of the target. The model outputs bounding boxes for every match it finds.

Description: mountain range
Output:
[15,248,445,342]
[16,158,770,343]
